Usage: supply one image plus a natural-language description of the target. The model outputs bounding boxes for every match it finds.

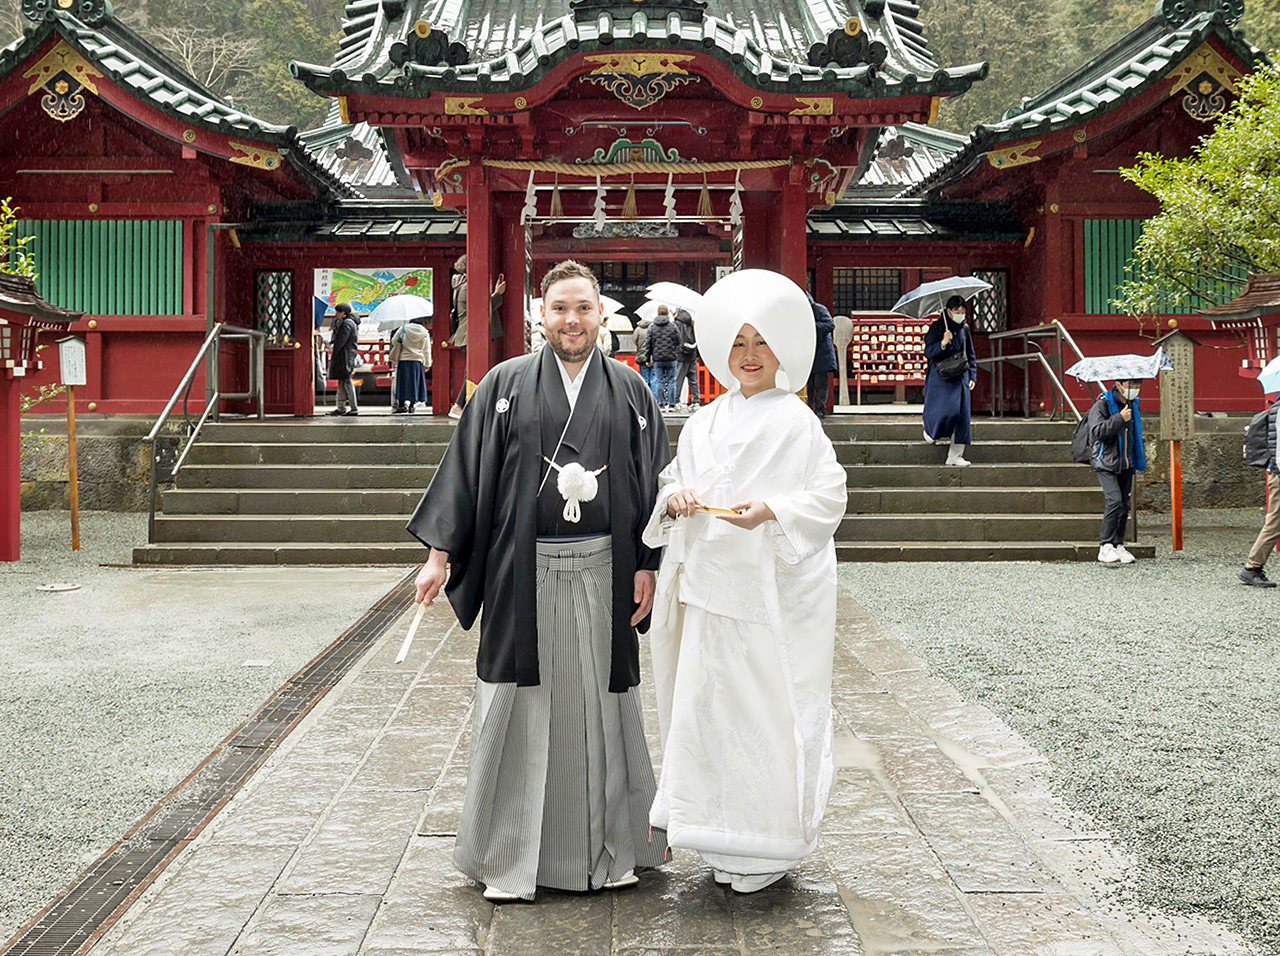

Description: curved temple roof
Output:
[902,2,1266,198]
[293,0,986,101]
[0,3,352,197]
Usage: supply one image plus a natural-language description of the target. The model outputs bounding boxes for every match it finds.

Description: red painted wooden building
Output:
[0,0,1271,418]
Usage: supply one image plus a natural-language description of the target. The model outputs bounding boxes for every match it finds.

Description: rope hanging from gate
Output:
[477,158,792,176]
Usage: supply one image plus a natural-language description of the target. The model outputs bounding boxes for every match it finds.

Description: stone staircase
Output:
[131,415,1155,565]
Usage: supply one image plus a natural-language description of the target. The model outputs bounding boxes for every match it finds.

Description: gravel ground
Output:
[838,507,1280,954]
[0,512,410,942]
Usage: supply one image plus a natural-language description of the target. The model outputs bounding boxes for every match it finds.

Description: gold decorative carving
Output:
[183,129,197,143]
[514,95,528,109]
[986,140,1041,169]
[790,97,834,116]
[228,141,283,170]
[444,96,488,115]
[338,96,350,124]
[87,203,97,212]
[580,53,698,110]
[844,16,861,36]
[1169,42,1242,96]
[1050,202,1060,213]
[1073,128,1086,143]
[414,20,432,38]
[750,96,763,109]
[24,40,101,96]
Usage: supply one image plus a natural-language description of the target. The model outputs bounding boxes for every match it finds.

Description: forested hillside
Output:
[2,0,1276,134]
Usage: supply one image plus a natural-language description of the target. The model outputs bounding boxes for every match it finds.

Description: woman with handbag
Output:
[922,294,978,466]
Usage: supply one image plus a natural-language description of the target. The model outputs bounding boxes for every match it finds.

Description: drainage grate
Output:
[1,571,417,956]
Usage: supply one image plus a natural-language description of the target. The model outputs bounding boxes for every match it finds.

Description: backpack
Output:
[1070,415,1094,465]
[1244,406,1276,469]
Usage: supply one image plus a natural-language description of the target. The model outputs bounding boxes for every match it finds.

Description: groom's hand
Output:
[631,570,655,626]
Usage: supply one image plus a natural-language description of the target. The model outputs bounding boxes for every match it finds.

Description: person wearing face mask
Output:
[1086,378,1146,564]
[922,294,978,466]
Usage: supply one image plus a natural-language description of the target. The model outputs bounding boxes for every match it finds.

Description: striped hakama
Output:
[453,535,668,899]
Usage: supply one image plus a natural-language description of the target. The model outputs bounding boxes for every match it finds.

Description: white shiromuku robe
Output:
[642,387,847,873]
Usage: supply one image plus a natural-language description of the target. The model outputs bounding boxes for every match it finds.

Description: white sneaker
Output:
[482,885,523,902]
[923,428,934,444]
[1098,543,1120,564]
[730,871,788,893]
[447,404,463,420]
[945,456,971,467]
[1114,545,1137,565]
[602,871,639,890]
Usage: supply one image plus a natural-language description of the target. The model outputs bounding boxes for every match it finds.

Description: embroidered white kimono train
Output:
[643,388,847,873]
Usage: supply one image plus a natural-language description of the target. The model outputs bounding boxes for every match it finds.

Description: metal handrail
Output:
[986,320,1096,419]
[144,323,265,542]
[976,349,1083,422]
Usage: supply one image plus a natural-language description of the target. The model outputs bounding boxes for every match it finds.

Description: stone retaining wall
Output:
[20,416,181,512]
[1136,415,1266,512]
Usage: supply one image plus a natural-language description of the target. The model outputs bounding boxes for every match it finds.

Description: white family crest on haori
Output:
[544,458,607,523]
[638,414,648,431]
[695,270,815,393]
[495,398,511,413]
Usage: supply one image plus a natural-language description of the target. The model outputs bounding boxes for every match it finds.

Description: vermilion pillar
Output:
[465,164,495,387]
[779,169,809,286]
[1,374,21,561]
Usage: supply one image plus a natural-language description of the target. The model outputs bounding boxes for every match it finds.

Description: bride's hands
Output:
[666,487,706,518]
[716,500,775,531]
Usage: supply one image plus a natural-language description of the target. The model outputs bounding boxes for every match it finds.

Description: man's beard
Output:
[545,327,595,363]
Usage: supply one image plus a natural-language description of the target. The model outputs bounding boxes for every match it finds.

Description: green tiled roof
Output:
[903,4,1265,198]
[809,199,1024,241]
[293,0,986,100]
[0,7,351,196]
[854,122,968,195]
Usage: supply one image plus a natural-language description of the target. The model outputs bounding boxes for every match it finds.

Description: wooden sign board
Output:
[1157,333,1196,441]
[58,336,86,387]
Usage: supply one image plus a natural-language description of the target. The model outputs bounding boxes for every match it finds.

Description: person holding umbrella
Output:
[922,295,978,466]
[389,318,432,413]
[1085,378,1148,565]
[1239,354,1280,587]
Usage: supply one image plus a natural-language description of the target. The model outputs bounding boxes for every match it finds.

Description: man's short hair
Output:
[657,305,669,315]
[334,302,352,316]
[540,260,600,299]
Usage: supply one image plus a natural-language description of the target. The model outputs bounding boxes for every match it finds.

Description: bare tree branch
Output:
[150,26,262,95]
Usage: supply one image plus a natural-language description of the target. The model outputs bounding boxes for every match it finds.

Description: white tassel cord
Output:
[663,173,677,221]
[543,457,607,523]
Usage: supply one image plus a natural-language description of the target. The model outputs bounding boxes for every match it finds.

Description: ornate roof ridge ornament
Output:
[569,0,708,25]
[1156,0,1244,27]
[390,19,469,68]
[808,17,888,70]
[22,0,112,24]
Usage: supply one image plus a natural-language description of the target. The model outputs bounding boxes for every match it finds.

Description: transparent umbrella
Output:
[1257,353,1280,394]
[891,276,992,318]
[645,281,703,314]
[370,294,433,332]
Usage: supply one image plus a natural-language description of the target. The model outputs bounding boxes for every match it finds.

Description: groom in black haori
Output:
[408,259,670,901]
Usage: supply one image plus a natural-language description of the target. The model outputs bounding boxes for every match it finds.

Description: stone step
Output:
[176,464,438,489]
[847,463,1098,488]
[185,438,1073,468]
[847,487,1101,515]
[187,442,449,466]
[202,416,1077,445]
[836,541,1157,562]
[133,539,1156,566]
[150,512,1106,544]
[161,488,427,515]
[834,441,1071,466]
[162,484,1103,518]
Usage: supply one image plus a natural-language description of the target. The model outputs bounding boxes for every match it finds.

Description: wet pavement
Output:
[68,586,1255,956]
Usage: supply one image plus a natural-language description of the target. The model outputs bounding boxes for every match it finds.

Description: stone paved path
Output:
[85,589,1255,956]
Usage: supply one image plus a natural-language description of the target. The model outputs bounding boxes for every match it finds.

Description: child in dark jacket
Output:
[1086,378,1146,564]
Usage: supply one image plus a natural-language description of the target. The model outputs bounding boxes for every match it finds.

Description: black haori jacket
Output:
[407,347,670,692]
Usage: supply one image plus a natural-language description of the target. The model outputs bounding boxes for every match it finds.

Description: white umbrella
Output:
[634,300,661,323]
[1065,348,1174,382]
[370,294,433,332]
[891,276,992,319]
[605,313,633,332]
[645,281,703,314]
[1256,354,1280,394]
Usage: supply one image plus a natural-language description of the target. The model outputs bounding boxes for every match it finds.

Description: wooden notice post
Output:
[58,336,87,551]
[1154,330,1198,552]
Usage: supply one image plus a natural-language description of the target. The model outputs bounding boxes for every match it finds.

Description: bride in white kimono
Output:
[643,270,847,893]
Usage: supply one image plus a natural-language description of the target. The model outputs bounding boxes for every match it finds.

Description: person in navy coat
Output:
[922,294,977,466]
